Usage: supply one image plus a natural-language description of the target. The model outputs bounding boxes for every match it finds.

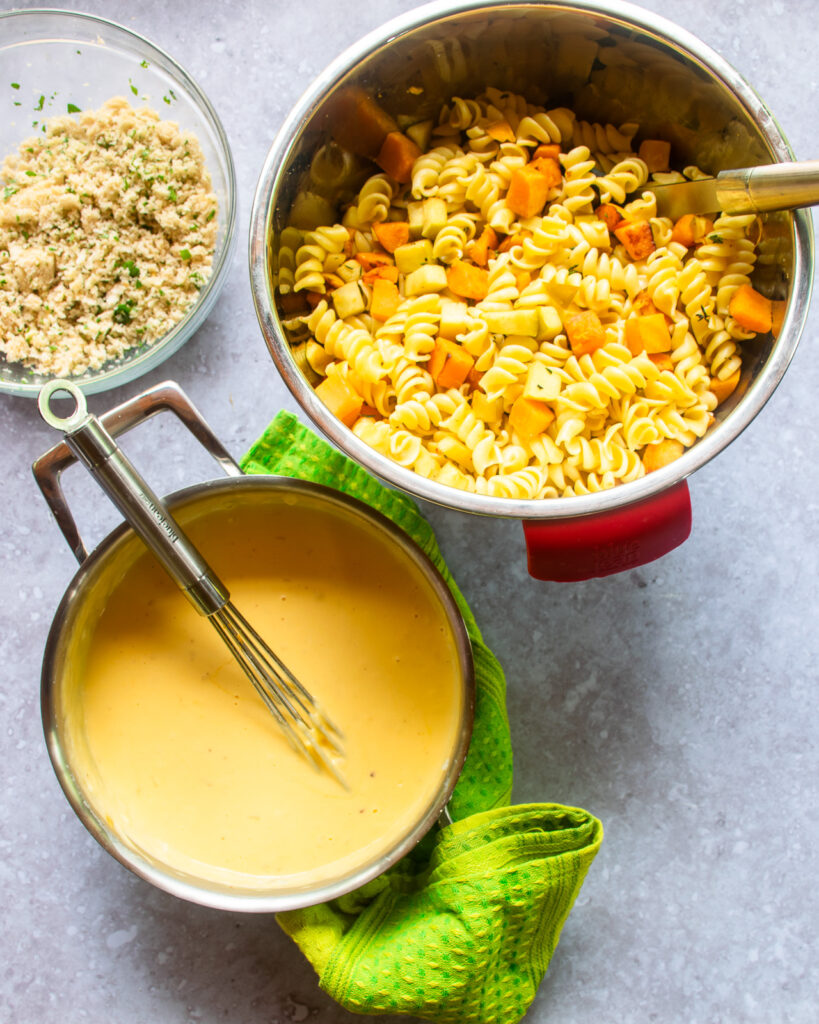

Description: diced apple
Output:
[420,198,448,239]
[394,239,434,274]
[482,309,539,336]
[331,280,367,318]
[439,299,470,340]
[523,361,561,402]
[405,263,448,295]
[536,305,563,341]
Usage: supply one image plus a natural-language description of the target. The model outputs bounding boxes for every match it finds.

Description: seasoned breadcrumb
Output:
[0,97,217,376]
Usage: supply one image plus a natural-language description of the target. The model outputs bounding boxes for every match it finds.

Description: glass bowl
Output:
[0,8,237,398]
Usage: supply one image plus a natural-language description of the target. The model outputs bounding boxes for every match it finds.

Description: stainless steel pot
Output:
[34,381,475,912]
[248,0,814,581]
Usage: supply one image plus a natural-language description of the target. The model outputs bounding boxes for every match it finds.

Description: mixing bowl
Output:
[248,0,813,581]
[0,9,237,398]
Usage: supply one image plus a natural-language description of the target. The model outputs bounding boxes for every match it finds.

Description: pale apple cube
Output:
[405,264,448,295]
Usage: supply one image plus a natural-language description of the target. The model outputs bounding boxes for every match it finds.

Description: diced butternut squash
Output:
[532,143,561,161]
[465,366,484,392]
[638,138,671,173]
[316,373,364,428]
[530,156,563,187]
[509,395,555,438]
[355,251,394,271]
[625,313,672,356]
[597,203,625,231]
[376,130,422,183]
[446,259,490,301]
[632,290,660,317]
[370,277,401,321]
[728,283,773,333]
[497,231,529,253]
[465,225,498,267]
[648,352,674,372]
[506,161,560,218]
[514,270,531,292]
[330,87,398,158]
[486,119,515,142]
[710,368,741,405]
[615,220,656,260]
[428,337,474,388]
[362,264,399,285]
[305,290,324,308]
[359,404,380,419]
[670,213,714,248]
[642,439,685,473]
[564,310,606,356]
[372,220,410,253]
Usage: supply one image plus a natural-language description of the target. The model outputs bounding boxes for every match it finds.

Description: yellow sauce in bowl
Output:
[63,489,468,894]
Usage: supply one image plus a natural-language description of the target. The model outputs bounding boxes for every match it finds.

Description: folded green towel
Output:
[242,412,603,1024]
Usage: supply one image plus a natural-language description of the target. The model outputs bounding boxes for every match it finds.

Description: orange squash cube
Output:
[428,337,474,389]
[509,395,555,438]
[729,284,773,334]
[564,310,606,356]
[710,368,741,405]
[643,439,685,473]
[625,314,672,356]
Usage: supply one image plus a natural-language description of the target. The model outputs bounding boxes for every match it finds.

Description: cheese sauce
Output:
[65,493,466,890]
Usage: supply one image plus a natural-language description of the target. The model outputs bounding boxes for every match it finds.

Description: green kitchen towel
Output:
[241,412,603,1024]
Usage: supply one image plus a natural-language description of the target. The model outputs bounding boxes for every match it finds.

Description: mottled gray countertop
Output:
[1,1,817,1022]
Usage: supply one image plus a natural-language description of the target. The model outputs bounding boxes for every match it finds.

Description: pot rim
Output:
[248,0,814,521]
[41,474,475,912]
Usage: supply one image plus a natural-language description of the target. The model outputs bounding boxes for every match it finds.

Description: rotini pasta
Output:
[275,88,771,498]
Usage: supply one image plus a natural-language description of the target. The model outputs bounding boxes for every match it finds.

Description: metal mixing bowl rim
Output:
[0,7,238,399]
[40,474,476,913]
[248,0,814,521]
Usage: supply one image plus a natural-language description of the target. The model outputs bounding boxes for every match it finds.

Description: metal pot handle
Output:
[522,481,692,582]
[32,380,242,564]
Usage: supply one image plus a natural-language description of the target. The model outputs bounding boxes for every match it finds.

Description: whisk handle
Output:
[38,381,228,616]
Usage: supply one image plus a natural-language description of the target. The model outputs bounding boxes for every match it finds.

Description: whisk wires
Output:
[211,603,347,788]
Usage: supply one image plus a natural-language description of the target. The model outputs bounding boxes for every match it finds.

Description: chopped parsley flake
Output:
[115,258,140,278]
[113,299,137,325]
[67,103,81,114]
[179,248,192,261]
[35,95,45,111]
[11,82,20,90]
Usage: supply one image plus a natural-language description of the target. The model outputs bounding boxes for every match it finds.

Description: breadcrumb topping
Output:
[0,96,218,376]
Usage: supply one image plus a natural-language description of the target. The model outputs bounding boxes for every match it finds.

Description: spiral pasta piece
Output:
[277,88,768,501]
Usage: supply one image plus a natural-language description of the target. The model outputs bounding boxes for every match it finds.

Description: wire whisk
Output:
[38,380,346,786]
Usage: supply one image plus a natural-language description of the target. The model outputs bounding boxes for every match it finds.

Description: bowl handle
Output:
[522,481,692,582]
